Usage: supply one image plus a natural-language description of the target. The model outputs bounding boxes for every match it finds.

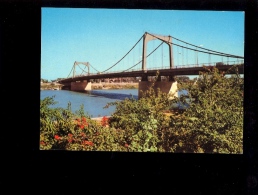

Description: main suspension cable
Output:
[89,63,99,73]
[171,35,241,58]
[122,41,164,72]
[77,65,88,75]
[67,65,74,78]
[148,33,244,59]
[101,34,144,73]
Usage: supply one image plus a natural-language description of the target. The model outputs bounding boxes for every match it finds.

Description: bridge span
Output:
[57,63,243,98]
[58,64,244,83]
[56,32,244,99]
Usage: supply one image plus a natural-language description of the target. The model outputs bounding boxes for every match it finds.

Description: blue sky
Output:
[41,8,244,81]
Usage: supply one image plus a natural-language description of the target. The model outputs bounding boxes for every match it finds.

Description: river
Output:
[40,89,188,118]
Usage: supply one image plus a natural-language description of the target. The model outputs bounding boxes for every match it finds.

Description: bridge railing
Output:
[60,60,244,81]
[143,60,244,70]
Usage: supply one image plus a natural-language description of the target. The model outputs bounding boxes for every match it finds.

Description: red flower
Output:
[76,117,88,128]
[84,141,94,146]
[80,132,86,137]
[101,116,109,126]
[54,135,60,140]
[40,141,45,145]
[68,139,73,143]
[68,133,73,137]
[125,143,129,148]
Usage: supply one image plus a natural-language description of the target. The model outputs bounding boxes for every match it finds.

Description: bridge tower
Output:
[73,61,90,78]
[71,61,92,91]
[142,32,174,71]
[139,32,177,99]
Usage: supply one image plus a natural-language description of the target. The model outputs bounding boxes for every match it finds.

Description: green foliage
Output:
[41,78,49,83]
[40,96,129,151]
[106,72,172,152]
[166,66,243,153]
[40,96,76,149]
[40,66,243,153]
[175,76,190,83]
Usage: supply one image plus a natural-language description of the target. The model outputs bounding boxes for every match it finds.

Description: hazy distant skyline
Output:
[41,8,244,81]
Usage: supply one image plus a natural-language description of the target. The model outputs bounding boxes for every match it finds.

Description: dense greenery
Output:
[41,78,49,83]
[168,66,243,153]
[92,83,138,90]
[40,97,129,151]
[40,66,243,153]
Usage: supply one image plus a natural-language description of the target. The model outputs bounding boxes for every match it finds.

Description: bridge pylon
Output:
[139,32,177,99]
[73,61,90,78]
[142,32,174,71]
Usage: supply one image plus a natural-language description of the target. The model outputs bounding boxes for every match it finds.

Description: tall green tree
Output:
[167,66,243,153]
[107,72,172,152]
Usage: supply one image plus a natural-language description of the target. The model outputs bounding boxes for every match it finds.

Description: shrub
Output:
[40,97,129,151]
[165,66,243,153]
[40,65,243,153]
[106,73,173,152]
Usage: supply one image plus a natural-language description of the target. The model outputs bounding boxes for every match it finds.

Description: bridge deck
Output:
[58,64,244,84]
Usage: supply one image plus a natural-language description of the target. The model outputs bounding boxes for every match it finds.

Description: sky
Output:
[41,8,244,81]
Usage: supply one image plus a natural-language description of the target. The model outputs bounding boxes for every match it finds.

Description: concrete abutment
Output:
[71,81,92,91]
[138,81,178,99]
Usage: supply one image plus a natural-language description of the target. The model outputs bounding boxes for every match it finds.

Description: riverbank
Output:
[40,83,62,90]
[91,82,138,89]
[90,109,180,121]
[40,82,139,90]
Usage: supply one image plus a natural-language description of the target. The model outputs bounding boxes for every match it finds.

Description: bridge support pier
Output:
[61,82,71,90]
[71,80,92,91]
[138,81,178,100]
[169,75,176,82]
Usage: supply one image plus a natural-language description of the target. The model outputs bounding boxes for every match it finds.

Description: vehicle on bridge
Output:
[216,62,224,67]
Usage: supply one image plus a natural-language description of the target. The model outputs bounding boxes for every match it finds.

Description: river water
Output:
[40,89,139,117]
[40,89,188,118]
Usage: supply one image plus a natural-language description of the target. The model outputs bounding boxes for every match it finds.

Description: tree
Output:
[41,78,49,83]
[175,76,190,82]
[40,66,243,153]
[167,66,243,153]
[107,72,172,152]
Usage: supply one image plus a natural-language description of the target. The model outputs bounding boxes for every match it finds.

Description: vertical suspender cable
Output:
[73,63,75,78]
[197,47,198,66]
[195,47,197,66]
[133,45,135,68]
[186,46,188,66]
[181,47,183,66]
[127,53,129,69]
[182,48,184,65]
[139,41,141,70]
[177,45,179,66]
[162,42,163,68]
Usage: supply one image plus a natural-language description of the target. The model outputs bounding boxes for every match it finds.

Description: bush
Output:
[40,96,76,149]
[106,89,170,152]
[106,73,174,152]
[165,66,243,153]
[40,65,243,153]
[40,96,129,151]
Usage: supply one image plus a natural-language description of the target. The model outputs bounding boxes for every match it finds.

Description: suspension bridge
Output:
[57,32,244,98]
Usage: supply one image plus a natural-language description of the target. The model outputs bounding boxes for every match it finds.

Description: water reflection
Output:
[84,90,138,100]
